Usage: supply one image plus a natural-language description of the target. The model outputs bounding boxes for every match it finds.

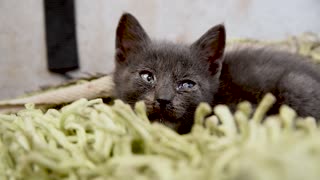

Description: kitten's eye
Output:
[139,71,156,84]
[177,80,196,90]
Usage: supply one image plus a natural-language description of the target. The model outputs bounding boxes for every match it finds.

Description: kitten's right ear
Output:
[115,13,150,63]
[191,24,226,74]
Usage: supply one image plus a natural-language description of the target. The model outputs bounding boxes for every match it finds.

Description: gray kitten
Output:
[113,13,320,134]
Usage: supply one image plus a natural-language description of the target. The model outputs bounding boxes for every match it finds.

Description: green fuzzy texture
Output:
[0,93,320,180]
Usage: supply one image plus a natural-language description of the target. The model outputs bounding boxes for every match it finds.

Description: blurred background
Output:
[0,0,320,100]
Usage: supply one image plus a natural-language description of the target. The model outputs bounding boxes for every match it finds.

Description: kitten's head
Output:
[113,13,226,134]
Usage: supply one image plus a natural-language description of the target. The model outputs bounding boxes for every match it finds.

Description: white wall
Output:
[1,0,320,99]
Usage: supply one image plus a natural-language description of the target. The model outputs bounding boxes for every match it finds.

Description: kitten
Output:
[113,13,320,134]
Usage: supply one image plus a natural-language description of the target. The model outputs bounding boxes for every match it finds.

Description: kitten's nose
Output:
[156,98,171,107]
[155,86,174,107]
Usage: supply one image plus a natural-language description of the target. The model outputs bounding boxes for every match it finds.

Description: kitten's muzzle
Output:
[155,85,174,108]
[156,98,171,108]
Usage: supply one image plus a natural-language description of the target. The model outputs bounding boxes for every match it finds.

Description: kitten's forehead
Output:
[147,42,191,59]
[145,42,197,75]
[127,41,209,78]
[142,42,197,69]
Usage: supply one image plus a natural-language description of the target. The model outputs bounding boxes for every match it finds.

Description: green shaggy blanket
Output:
[1,93,319,180]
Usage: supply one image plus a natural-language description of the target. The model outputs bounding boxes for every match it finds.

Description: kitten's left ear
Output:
[115,13,150,63]
[191,24,226,73]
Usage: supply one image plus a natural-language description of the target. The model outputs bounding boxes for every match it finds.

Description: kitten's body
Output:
[113,13,320,134]
[218,46,320,117]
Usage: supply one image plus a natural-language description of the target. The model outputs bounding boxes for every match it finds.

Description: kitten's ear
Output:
[115,13,150,62]
[191,24,226,73]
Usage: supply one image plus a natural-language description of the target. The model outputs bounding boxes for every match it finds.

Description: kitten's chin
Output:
[147,113,181,131]
[157,119,180,131]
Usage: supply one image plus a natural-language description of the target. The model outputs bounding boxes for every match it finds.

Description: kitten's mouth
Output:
[148,112,170,123]
[147,111,180,131]
[141,103,195,134]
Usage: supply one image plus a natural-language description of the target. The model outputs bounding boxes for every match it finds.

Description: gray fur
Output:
[113,13,320,134]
